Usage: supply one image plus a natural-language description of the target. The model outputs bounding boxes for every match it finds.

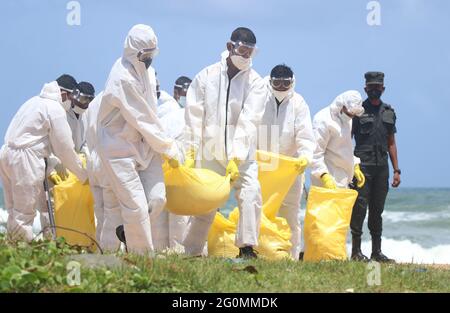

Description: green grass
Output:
[1,233,449,293]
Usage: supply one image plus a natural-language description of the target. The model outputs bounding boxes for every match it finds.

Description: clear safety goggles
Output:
[59,86,73,94]
[174,82,190,92]
[270,77,294,89]
[137,47,159,62]
[72,89,95,106]
[229,41,258,58]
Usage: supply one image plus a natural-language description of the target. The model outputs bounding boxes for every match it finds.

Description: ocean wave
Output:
[383,211,450,223]
[353,237,450,264]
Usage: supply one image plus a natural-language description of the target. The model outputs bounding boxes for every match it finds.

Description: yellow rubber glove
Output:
[184,148,196,168]
[321,173,337,189]
[49,171,62,185]
[294,157,309,174]
[354,164,366,188]
[226,158,240,182]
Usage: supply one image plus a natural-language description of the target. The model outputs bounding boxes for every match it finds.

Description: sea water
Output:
[1,187,449,264]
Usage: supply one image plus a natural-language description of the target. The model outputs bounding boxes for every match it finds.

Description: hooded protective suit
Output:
[0,81,87,241]
[311,90,363,188]
[85,91,119,246]
[258,76,315,258]
[97,24,179,255]
[182,50,266,256]
[152,101,188,252]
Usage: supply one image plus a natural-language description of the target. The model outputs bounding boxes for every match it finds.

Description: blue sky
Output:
[0,0,449,187]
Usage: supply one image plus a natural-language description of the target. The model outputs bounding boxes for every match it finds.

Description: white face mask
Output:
[72,105,86,115]
[230,55,252,71]
[178,96,186,108]
[61,99,72,111]
[272,88,291,103]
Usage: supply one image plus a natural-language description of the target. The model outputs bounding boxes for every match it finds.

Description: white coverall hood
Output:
[311,90,363,188]
[329,90,363,123]
[122,24,158,82]
[40,81,63,105]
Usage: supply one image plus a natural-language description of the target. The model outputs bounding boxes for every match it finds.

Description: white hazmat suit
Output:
[258,77,315,258]
[0,81,87,241]
[311,90,363,188]
[85,91,119,246]
[182,51,266,256]
[96,24,179,255]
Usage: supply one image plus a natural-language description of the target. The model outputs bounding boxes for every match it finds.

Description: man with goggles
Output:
[183,27,266,259]
[173,76,192,108]
[49,81,95,185]
[258,64,315,260]
[227,40,258,71]
[0,76,87,241]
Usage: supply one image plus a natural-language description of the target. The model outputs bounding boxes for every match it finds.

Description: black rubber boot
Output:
[351,237,369,262]
[299,251,304,261]
[238,246,258,259]
[116,225,127,246]
[371,237,395,263]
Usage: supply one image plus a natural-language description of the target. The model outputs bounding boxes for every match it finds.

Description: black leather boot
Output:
[371,237,395,263]
[351,237,369,262]
[238,246,258,259]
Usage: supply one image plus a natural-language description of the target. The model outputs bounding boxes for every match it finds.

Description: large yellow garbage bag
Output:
[208,151,298,260]
[53,171,96,250]
[257,150,300,220]
[303,186,358,262]
[207,212,239,258]
[163,162,231,216]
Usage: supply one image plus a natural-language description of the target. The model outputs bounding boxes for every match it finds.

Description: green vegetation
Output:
[1,233,449,293]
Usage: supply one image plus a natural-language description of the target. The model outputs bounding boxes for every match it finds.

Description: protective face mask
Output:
[367,89,382,100]
[230,55,252,71]
[272,88,291,102]
[72,105,86,115]
[178,96,186,108]
[61,99,72,111]
[143,58,153,69]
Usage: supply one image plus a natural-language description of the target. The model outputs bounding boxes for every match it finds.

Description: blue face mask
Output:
[178,96,186,108]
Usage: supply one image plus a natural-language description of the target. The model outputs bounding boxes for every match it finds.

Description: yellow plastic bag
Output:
[207,212,239,258]
[163,162,231,216]
[53,171,96,250]
[303,186,358,262]
[208,151,298,260]
[257,150,300,220]
[226,208,292,260]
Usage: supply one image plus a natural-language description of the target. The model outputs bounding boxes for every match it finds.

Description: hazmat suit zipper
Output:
[224,78,232,156]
